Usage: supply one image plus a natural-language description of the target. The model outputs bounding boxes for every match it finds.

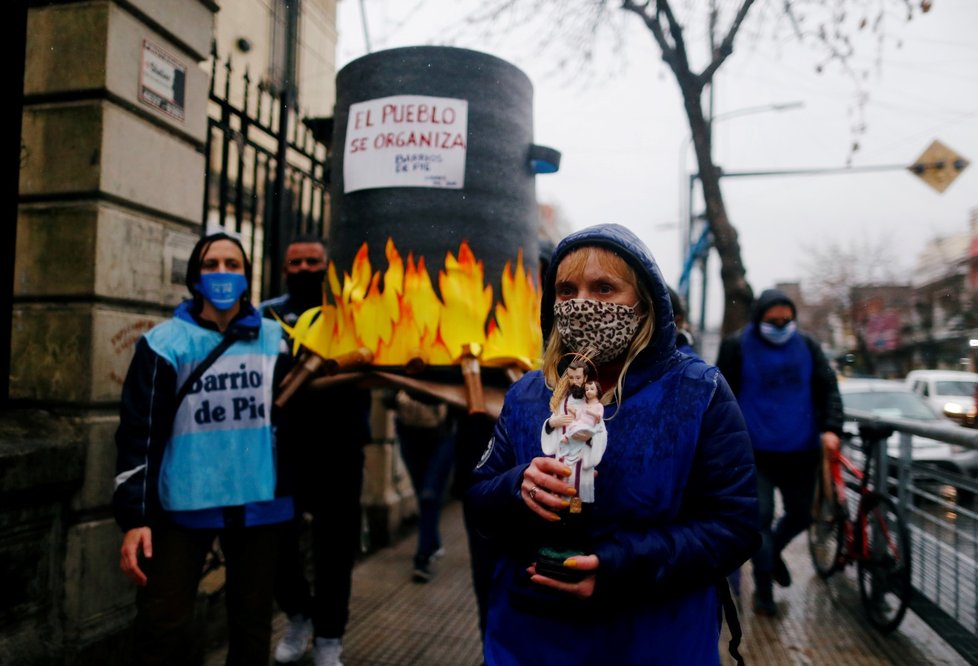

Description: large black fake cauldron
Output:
[328,45,559,300]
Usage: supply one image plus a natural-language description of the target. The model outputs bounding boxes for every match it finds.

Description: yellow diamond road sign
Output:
[909,140,970,194]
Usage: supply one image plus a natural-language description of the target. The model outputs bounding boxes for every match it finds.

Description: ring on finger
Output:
[529,486,538,500]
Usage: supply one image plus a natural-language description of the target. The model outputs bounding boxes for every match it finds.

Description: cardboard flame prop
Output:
[279,238,541,380]
[280,48,559,415]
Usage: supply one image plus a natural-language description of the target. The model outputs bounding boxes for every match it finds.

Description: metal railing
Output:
[203,47,329,301]
[845,408,978,663]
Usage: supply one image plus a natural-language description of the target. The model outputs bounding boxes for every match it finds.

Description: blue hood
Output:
[541,223,677,369]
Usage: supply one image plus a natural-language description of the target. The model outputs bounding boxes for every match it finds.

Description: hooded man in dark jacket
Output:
[716,288,843,616]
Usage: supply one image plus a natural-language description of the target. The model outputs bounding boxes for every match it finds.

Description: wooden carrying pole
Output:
[275,347,373,408]
[459,343,486,415]
[323,347,374,375]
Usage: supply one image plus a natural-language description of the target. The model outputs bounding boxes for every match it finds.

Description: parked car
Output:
[904,369,978,426]
[839,378,978,481]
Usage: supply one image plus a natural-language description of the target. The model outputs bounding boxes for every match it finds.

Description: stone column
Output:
[5,1,216,662]
[363,391,418,551]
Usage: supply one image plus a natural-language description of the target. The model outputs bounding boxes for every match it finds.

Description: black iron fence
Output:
[203,47,329,300]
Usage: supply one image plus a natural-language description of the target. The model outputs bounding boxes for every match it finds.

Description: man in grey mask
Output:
[716,288,842,618]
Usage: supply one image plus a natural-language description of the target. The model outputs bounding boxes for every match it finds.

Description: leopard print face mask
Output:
[553,298,642,364]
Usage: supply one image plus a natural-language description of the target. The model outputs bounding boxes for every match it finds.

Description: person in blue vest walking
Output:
[716,288,843,617]
[114,231,293,665]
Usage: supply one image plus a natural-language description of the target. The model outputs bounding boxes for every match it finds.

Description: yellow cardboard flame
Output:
[483,250,542,370]
[286,238,541,369]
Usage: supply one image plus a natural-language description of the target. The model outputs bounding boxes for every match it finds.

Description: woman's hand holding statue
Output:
[521,456,575,521]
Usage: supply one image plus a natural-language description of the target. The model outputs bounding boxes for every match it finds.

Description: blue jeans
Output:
[752,448,820,599]
[396,421,456,564]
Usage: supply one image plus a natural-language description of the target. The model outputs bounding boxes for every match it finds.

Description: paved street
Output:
[207,499,968,665]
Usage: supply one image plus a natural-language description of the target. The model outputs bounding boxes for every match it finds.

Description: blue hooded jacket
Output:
[466,224,760,665]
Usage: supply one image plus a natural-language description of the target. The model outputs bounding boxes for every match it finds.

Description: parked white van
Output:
[905,369,978,425]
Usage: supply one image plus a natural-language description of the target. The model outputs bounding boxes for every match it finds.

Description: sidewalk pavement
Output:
[207,499,966,665]
[723,533,965,665]
[205,499,482,666]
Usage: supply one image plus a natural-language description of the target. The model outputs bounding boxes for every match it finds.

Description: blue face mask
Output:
[197,272,248,310]
[759,320,797,346]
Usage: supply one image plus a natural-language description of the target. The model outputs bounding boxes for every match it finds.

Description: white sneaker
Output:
[313,637,344,666]
[273,614,313,663]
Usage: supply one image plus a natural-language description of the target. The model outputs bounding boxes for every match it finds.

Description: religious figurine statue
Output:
[536,355,608,581]
[541,359,606,513]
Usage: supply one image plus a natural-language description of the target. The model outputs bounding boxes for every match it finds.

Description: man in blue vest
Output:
[716,288,842,617]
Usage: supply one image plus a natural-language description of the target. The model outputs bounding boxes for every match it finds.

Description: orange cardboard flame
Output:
[281,238,541,370]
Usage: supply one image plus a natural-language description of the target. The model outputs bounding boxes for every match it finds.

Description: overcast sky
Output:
[335,0,978,327]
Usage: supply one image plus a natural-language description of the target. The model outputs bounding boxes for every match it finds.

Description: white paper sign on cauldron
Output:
[343,95,468,193]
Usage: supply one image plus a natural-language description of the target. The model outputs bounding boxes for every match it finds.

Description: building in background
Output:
[784,207,978,378]
[206,0,338,298]
[849,284,914,377]
[904,208,978,372]
[214,0,338,119]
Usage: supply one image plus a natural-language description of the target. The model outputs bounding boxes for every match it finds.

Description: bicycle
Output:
[808,422,912,632]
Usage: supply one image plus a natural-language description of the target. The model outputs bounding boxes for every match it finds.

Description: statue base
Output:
[535,545,588,583]
[534,508,590,583]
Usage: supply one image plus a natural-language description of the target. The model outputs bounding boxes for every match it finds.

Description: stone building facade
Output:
[0,2,413,664]
[9,4,217,662]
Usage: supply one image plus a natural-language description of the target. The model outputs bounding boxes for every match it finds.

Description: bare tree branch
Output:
[448,0,929,333]
[698,0,757,86]
[801,234,903,306]
[620,0,689,84]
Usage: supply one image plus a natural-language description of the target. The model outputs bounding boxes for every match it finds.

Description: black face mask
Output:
[286,270,326,308]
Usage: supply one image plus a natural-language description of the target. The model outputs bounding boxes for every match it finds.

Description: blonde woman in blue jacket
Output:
[467,224,760,665]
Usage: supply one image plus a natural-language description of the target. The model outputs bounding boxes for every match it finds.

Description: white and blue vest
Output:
[145,316,282,512]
